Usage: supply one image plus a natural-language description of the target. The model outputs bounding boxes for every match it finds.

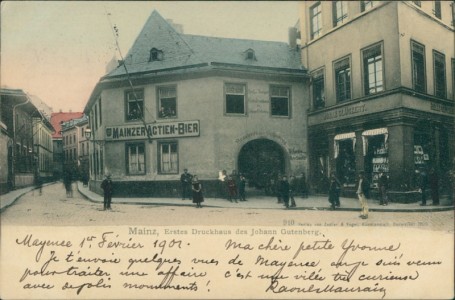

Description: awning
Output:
[362,127,388,156]
[334,132,356,158]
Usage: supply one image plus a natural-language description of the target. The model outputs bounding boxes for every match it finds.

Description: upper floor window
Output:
[225,83,246,115]
[411,40,426,93]
[310,2,323,40]
[126,143,145,175]
[158,86,177,118]
[149,48,164,62]
[432,1,441,19]
[333,1,348,27]
[312,69,325,109]
[360,1,374,12]
[270,86,290,117]
[334,57,351,102]
[363,43,384,95]
[125,90,144,121]
[433,50,446,98]
[412,1,421,7]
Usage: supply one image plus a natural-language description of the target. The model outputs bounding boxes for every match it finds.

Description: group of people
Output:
[218,170,247,203]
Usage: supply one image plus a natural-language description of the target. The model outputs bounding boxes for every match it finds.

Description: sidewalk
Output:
[76,182,454,213]
[1,181,453,213]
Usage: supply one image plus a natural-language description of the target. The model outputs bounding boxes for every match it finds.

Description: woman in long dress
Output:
[192,175,204,208]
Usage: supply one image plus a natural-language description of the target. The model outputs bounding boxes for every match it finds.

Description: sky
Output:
[1,1,300,113]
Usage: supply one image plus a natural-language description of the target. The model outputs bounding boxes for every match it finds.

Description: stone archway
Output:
[237,139,285,190]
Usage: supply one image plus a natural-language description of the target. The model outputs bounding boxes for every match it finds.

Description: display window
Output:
[362,128,388,187]
[334,132,356,185]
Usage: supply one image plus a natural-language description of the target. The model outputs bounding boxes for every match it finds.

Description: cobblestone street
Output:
[2,183,453,234]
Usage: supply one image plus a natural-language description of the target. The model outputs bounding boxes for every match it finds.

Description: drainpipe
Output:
[11,96,31,189]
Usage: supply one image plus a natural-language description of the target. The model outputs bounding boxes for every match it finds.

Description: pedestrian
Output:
[63,171,73,198]
[180,168,193,200]
[35,174,43,196]
[300,172,308,198]
[328,172,341,210]
[191,175,204,208]
[289,175,298,207]
[231,169,241,198]
[279,175,290,208]
[418,168,428,206]
[275,174,283,203]
[238,174,247,201]
[429,168,439,205]
[101,174,113,211]
[356,171,370,219]
[227,175,238,203]
[378,170,389,206]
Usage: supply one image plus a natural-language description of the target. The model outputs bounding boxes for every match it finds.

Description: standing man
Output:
[279,175,291,208]
[101,174,113,211]
[378,170,389,206]
[238,174,247,201]
[356,171,370,219]
[418,168,428,206]
[180,168,193,200]
[289,175,298,207]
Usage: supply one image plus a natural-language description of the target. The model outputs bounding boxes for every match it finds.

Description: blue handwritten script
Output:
[5,227,449,299]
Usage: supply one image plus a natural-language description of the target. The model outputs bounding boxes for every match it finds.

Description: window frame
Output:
[333,55,352,102]
[125,142,146,176]
[157,85,178,119]
[125,89,145,122]
[433,50,447,99]
[157,140,179,175]
[410,40,427,93]
[362,42,385,96]
[360,0,374,12]
[224,82,247,116]
[310,2,323,40]
[332,1,348,27]
[149,48,164,62]
[312,68,326,109]
[270,85,291,118]
[432,1,442,19]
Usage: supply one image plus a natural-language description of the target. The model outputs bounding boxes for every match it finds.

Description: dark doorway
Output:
[238,139,285,190]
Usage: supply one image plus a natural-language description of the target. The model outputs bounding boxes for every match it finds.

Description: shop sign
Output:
[430,102,454,114]
[323,104,366,120]
[105,120,200,141]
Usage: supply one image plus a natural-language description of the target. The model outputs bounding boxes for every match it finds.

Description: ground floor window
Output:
[334,133,356,185]
[362,128,388,187]
[158,141,178,174]
[126,143,145,175]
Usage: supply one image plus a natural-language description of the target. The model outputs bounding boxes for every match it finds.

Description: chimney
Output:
[288,27,298,49]
[166,19,184,34]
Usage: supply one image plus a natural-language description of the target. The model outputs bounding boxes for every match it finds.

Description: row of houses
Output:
[79,1,453,201]
[3,2,453,202]
[0,88,89,194]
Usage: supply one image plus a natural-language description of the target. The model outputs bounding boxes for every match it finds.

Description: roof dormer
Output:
[244,48,256,61]
[149,48,164,62]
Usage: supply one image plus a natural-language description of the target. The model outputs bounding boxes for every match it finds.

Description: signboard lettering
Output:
[105,120,200,141]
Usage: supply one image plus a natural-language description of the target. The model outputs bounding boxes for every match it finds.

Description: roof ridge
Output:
[182,33,288,45]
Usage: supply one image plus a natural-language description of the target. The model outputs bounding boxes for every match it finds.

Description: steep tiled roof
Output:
[105,10,303,78]
[50,112,83,139]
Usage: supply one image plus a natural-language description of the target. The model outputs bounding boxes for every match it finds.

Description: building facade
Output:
[50,112,83,179]
[61,115,89,180]
[0,88,48,191]
[84,11,309,197]
[300,1,454,200]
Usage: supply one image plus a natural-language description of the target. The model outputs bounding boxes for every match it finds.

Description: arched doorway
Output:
[238,139,285,192]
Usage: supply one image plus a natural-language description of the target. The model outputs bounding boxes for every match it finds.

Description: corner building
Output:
[84,11,309,197]
[300,1,454,200]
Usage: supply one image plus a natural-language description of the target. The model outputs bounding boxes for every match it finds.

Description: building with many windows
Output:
[84,10,309,197]
[300,1,454,200]
[61,115,89,179]
[1,88,53,192]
